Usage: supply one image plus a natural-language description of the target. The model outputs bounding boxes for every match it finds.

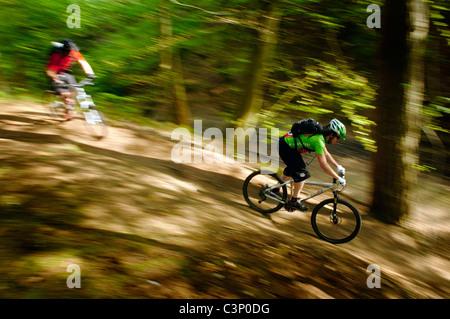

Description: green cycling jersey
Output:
[283,133,326,155]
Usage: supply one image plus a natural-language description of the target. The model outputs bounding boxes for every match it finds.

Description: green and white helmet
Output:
[328,118,346,140]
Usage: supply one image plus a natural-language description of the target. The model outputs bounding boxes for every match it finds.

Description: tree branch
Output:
[169,0,232,16]
[169,0,264,32]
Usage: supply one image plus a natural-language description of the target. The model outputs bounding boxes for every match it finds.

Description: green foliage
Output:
[0,0,448,153]
[430,0,450,45]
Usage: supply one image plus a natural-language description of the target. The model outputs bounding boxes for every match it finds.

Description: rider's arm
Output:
[317,153,340,180]
[324,147,340,169]
[46,69,59,81]
[72,51,94,75]
[79,59,94,75]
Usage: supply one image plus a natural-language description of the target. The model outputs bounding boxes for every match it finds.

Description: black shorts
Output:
[278,136,311,182]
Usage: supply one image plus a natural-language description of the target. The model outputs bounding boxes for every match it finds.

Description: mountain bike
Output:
[242,170,362,244]
[43,78,108,140]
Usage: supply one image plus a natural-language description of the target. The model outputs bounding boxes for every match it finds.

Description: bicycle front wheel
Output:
[242,170,287,214]
[311,198,361,244]
[82,105,108,140]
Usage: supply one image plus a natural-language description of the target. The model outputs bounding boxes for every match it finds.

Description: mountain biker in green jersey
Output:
[277,118,347,211]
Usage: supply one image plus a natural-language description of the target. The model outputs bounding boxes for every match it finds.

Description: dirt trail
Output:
[0,100,448,298]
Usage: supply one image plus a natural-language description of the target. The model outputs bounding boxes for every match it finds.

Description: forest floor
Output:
[0,99,449,299]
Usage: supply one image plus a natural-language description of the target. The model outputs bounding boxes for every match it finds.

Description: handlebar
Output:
[71,78,95,88]
[333,172,345,181]
[57,77,95,89]
[332,171,346,190]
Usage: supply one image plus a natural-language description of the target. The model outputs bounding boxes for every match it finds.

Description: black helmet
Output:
[62,38,79,52]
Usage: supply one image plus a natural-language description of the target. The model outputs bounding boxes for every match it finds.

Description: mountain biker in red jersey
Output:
[276,118,347,211]
[46,38,95,118]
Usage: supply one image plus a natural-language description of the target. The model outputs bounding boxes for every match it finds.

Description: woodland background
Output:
[1,0,449,223]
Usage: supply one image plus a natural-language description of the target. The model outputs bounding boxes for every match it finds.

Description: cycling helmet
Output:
[62,38,79,52]
[328,118,346,140]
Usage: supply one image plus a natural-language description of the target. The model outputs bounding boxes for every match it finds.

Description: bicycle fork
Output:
[330,190,340,224]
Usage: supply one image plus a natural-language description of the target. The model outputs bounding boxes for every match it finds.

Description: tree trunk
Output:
[425,3,449,178]
[235,5,281,129]
[403,0,429,182]
[371,0,409,224]
[158,0,190,126]
[0,50,7,93]
[172,48,191,126]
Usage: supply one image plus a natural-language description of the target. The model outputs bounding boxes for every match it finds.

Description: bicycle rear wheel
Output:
[311,198,361,244]
[243,170,287,214]
[82,105,108,140]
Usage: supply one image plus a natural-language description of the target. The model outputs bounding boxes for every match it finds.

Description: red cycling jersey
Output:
[47,50,86,74]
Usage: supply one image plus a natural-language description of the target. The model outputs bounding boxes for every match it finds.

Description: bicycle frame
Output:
[49,78,95,108]
[243,170,361,243]
[264,178,338,204]
[46,78,107,139]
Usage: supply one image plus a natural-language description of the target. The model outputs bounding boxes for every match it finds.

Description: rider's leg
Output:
[279,173,304,197]
[289,180,308,211]
[54,73,76,105]
[277,136,309,210]
[60,92,75,105]
[291,179,306,199]
[280,171,309,211]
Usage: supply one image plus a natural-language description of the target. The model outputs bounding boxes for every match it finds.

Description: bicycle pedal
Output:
[284,203,295,212]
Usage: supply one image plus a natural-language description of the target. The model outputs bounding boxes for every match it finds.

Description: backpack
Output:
[290,118,323,150]
[291,118,323,137]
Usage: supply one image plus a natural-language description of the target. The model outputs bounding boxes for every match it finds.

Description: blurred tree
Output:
[371,0,409,224]
[235,1,282,129]
[403,0,429,183]
[424,0,450,177]
[158,0,191,126]
[371,0,430,224]
[172,48,191,125]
